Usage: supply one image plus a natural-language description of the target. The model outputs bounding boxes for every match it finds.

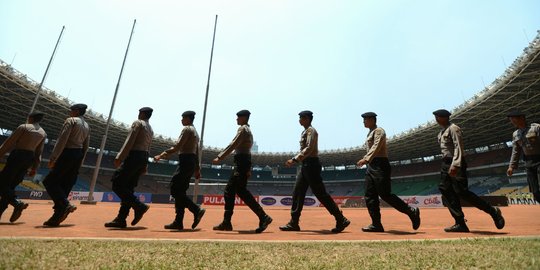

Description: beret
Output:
[433,109,451,117]
[236,110,251,117]
[361,112,377,118]
[298,110,313,117]
[139,107,153,113]
[506,110,525,117]
[70,103,88,110]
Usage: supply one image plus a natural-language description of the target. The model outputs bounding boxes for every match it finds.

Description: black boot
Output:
[59,203,77,223]
[192,208,206,229]
[444,219,469,233]
[331,212,351,233]
[213,220,233,231]
[255,215,273,233]
[362,223,385,232]
[164,220,184,230]
[105,217,127,228]
[43,210,64,227]
[131,203,149,226]
[279,218,300,231]
[9,201,29,223]
[491,207,505,230]
[409,207,421,230]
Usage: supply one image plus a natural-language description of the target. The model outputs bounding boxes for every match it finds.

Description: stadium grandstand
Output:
[1,30,539,200]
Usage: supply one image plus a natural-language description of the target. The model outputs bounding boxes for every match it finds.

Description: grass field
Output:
[1,237,539,269]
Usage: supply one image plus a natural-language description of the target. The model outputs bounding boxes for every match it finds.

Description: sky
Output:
[1,0,539,153]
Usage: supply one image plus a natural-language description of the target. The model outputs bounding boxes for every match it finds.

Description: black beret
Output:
[433,109,451,117]
[182,110,196,117]
[236,110,251,117]
[70,103,88,110]
[361,112,377,118]
[298,110,313,117]
[139,107,153,113]
[507,110,525,117]
[29,111,45,118]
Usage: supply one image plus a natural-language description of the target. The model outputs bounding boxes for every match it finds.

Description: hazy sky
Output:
[1,0,539,152]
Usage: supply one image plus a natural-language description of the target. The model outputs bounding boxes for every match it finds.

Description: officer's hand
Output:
[28,168,37,177]
[195,169,201,180]
[142,165,148,175]
[356,159,368,167]
[449,166,458,177]
[285,159,295,167]
[212,157,220,164]
[154,155,162,161]
[246,170,252,178]
[507,167,514,177]
[114,159,122,168]
[47,161,55,169]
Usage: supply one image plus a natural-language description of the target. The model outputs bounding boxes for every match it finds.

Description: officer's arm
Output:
[116,121,141,162]
[50,119,73,162]
[32,135,46,170]
[509,133,522,169]
[161,127,189,160]
[0,125,24,158]
[217,127,243,160]
[363,129,384,162]
[294,128,317,162]
[450,126,463,168]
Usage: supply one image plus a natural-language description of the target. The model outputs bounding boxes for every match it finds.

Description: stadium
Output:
[1,3,540,269]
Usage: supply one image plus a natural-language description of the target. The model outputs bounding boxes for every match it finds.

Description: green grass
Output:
[0,237,539,269]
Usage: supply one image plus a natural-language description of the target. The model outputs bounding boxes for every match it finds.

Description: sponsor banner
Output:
[68,191,104,202]
[258,195,320,207]
[400,195,443,208]
[203,194,257,206]
[101,192,152,203]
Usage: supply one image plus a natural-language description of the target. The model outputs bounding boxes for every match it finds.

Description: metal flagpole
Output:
[193,15,218,202]
[30,26,65,114]
[83,19,137,204]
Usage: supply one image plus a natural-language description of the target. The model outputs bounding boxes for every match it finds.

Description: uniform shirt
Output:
[363,126,388,162]
[293,126,318,162]
[218,124,252,159]
[162,125,200,161]
[437,123,465,168]
[50,116,90,162]
[116,119,154,161]
[509,123,540,168]
[0,123,47,169]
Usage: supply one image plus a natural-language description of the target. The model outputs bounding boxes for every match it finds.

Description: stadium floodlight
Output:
[29,26,65,114]
[83,19,137,205]
[194,15,219,202]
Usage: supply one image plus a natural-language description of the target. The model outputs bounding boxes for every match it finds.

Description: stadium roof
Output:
[1,31,539,167]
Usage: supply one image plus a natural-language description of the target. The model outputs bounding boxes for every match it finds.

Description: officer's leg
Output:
[213,173,236,231]
[170,166,188,225]
[453,167,496,216]
[438,164,465,225]
[526,164,540,204]
[235,167,267,219]
[364,170,382,226]
[305,163,341,218]
[43,161,71,211]
[290,168,309,223]
[374,162,413,215]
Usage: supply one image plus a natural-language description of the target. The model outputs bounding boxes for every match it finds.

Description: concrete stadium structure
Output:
[1,31,539,174]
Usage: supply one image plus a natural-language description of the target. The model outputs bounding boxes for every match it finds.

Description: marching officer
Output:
[433,109,505,232]
[154,110,206,230]
[506,110,540,204]
[104,107,154,228]
[279,110,350,233]
[357,112,420,232]
[212,110,272,233]
[43,103,90,227]
[0,111,46,222]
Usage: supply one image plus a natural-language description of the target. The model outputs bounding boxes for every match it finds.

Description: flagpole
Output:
[30,26,65,114]
[193,15,218,202]
[83,19,137,204]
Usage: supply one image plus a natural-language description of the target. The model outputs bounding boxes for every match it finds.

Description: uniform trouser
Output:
[439,159,495,223]
[524,156,540,204]
[0,150,34,212]
[110,151,148,220]
[290,157,342,222]
[43,148,84,211]
[170,154,200,222]
[364,157,412,225]
[222,154,266,222]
